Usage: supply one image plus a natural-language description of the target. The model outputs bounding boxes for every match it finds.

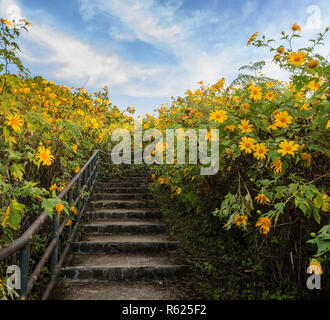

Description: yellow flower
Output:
[300,104,309,111]
[308,80,321,91]
[288,51,307,67]
[247,32,258,46]
[327,120,330,129]
[224,125,235,132]
[267,123,278,131]
[278,140,299,157]
[307,59,319,69]
[176,187,182,195]
[151,174,156,180]
[277,47,285,54]
[56,203,64,213]
[72,145,78,153]
[256,217,271,235]
[255,194,271,204]
[75,166,80,173]
[66,219,72,226]
[1,18,14,28]
[36,146,55,166]
[50,184,57,191]
[1,206,10,227]
[264,91,275,101]
[158,177,165,184]
[70,206,78,216]
[308,260,323,274]
[271,157,282,175]
[253,143,269,160]
[209,109,227,123]
[238,119,253,134]
[234,215,248,226]
[249,85,262,101]
[241,103,250,113]
[22,19,31,26]
[274,111,292,128]
[291,23,301,33]
[239,137,255,154]
[6,113,24,132]
[301,153,311,167]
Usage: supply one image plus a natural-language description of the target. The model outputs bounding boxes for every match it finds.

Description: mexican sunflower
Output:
[274,111,293,128]
[6,113,24,132]
[253,143,269,160]
[239,137,255,154]
[234,215,248,226]
[36,146,55,166]
[249,85,262,101]
[256,217,271,235]
[271,157,282,175]
[288,51,307,67]
[255,194,271,204]
[247,32,258,46]
[209,109,228,123]
[277,140,299,157]
[238,119,253,134]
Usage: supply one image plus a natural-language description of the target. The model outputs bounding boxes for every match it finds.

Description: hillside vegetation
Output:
[0,19,329,299]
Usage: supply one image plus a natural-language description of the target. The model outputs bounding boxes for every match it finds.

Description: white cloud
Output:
[2,0,330,115]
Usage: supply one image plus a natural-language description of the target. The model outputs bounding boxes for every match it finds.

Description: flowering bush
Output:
[0,19,135,246]
[147,24,329,298]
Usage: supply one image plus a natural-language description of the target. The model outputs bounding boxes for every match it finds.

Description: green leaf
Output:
[7,199,26,229]
[10,163,25,181]
[274,202,285,213]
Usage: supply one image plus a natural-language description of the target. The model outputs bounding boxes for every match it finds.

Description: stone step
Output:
[61,265,187,282]
[71,234,179,254]
[60,253,187,281]
[96,181,149,188]
[92,193,153,201]
[89,199,157,210]
[94,187,147,194]
[85,209,161,220]
[84,220,167,234]
[58,281,194,300]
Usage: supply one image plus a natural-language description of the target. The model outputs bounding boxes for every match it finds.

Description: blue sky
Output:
[0,0,329,116]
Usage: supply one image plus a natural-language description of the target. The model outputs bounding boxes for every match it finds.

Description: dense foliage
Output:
[0,19,135,298]
[0,19,329,299]
[146,25,329,298]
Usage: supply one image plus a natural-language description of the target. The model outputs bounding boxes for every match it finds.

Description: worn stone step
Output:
[60,253,187,281]
[89,199,157,210]
[96,181,149,188]
[94,187,147,194]
[84,220,167,234]
[85,209,161,220]
[71,234,179,254]
[57,281,195,300]
[61,265,187,282]
[92,193,153,201]
[70,252,185,267]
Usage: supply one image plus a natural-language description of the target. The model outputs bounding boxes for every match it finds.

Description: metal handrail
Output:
[0,148,152,299]
[0,149,100,299]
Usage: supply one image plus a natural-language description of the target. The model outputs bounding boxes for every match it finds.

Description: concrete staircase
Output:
[57,172,194,300]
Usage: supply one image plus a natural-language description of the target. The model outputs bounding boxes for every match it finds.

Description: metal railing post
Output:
[19,243,30,298]
[76,176,82,222]
[66,189,73,240]
[50,213,59,279]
